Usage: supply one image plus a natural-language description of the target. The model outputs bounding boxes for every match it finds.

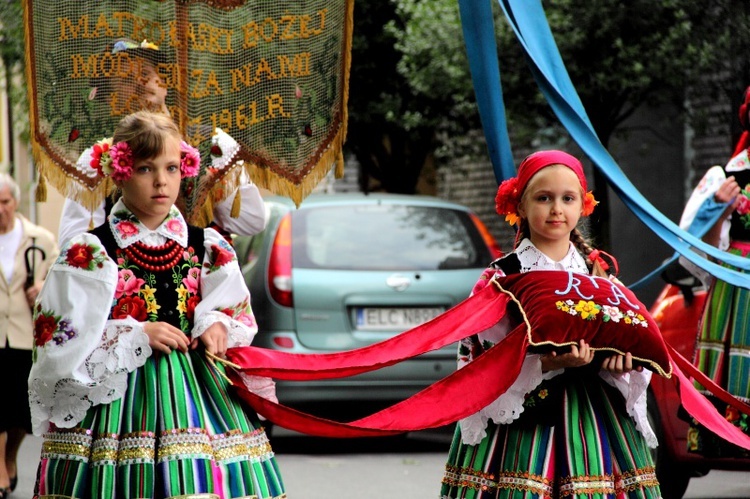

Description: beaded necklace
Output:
[123,239,183,272]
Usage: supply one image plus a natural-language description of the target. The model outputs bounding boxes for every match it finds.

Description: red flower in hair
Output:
[582,191,599,216]
[495,177,521,226]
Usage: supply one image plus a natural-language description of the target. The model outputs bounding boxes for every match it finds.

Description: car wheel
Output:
[647,391,691,499]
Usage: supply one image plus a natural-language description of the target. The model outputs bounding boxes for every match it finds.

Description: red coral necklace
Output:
[124,239,183,272]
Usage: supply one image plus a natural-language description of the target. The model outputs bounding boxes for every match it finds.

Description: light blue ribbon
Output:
[461,0,750,288]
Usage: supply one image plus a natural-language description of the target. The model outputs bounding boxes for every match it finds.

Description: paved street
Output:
[13,432,750,498]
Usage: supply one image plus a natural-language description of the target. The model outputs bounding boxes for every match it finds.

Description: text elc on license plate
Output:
[355,307,444,330]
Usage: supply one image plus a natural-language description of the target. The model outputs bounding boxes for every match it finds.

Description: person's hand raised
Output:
[715,176,741,211]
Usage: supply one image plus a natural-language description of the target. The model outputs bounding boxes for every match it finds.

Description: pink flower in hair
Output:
[109,141,134,181]
[180,141,200,178]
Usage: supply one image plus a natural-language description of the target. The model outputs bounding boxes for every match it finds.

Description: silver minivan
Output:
[234,193,500,409]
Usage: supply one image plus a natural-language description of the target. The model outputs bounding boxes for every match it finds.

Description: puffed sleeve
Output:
[28,233,152,436]
[191,228,277,403]
[58,198,106,247]
[212,181,268,237]
[192,228,257,345]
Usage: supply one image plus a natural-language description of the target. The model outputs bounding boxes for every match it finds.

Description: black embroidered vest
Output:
[726,164,750,242]
[91,223,205,334]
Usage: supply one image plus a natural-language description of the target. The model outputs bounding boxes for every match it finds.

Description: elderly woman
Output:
[0,173,58,497]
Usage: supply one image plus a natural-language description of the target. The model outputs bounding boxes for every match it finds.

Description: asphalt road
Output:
[14,431,750,498]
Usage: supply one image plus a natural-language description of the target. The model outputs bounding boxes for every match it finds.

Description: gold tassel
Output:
[35,174,47,202]
[230,188,242,218]
[335,150,345,178]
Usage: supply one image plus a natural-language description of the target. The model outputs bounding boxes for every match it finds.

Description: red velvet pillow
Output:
[494,270,672,378]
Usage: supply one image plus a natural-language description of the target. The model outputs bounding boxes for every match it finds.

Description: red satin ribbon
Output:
[226,282,510,380]
[224,281,750,449]
[588,249,619,275]
[228,326,528,437]
[666,343,750,448]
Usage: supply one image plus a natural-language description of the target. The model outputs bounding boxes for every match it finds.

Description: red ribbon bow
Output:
[589,249,619,275]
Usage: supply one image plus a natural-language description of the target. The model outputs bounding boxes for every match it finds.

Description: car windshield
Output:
[292,203,490,270]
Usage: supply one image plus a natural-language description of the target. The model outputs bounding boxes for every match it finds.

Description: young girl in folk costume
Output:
[29,111,285,499]
[440,150,661,499]
[679,86,750,458]
[58,38,268,247]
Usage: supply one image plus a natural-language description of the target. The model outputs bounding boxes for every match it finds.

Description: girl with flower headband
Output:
[59,37,268,247]
[441,150,661,498]
[29,111,286,499]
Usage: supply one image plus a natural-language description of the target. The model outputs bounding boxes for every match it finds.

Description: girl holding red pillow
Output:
[28,111,285,499]
[441,150,661,499]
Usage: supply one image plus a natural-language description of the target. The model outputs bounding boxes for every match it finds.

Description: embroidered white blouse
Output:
[28,200,275,436]
[457,239,657,448]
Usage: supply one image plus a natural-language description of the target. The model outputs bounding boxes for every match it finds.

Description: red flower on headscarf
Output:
[112,296,148,321]
[494,177,521,226]
[583,191,599,216]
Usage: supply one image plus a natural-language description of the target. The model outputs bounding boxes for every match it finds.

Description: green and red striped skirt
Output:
[36,350,286,499]
[441,375,660,499]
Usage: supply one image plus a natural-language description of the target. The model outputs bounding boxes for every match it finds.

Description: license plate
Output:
[355,307,445,330]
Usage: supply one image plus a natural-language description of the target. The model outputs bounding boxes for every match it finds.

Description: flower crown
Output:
[494,176,598,226]
[88,138,200,181]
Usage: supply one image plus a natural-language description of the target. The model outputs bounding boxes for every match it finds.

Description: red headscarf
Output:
[732,86,750,158]
[495,150,597,226]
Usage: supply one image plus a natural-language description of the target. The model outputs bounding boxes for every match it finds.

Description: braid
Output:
[515,220,530,249]
[570,228,595,271]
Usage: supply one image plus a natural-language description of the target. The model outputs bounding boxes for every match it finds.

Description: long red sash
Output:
[226,282,510,379]
[224,282,750,449]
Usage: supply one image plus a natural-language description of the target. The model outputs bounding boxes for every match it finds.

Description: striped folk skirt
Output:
[35,349,286,499]
[440,375,660,499]
[689,242,750,458]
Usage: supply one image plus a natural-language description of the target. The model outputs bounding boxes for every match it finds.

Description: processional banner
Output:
[24,0,353,222]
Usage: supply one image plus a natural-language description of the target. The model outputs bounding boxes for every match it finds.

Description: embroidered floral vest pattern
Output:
[113,245,202,333]
[91,224,206,334]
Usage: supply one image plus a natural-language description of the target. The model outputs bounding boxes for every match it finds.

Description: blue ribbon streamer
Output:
[477,0,750,289]
[628,197,729,290]
[457,0,516,183]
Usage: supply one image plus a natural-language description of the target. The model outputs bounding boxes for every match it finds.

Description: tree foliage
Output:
[0,0,28,145]
[351,0,750,244]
